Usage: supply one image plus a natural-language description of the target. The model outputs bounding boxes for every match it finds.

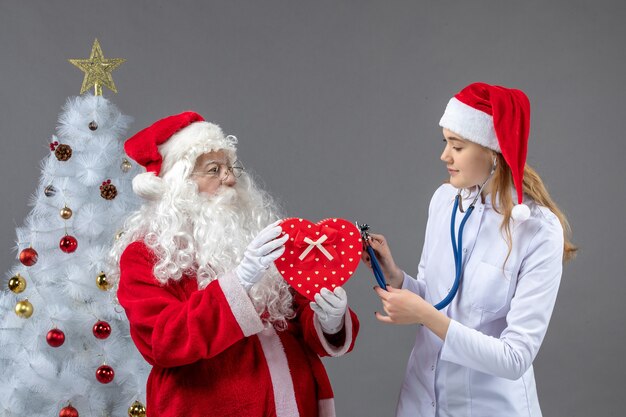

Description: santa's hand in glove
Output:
[235,220,289,291]
[310,287,348,334]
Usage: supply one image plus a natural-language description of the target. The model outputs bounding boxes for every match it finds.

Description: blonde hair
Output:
[487,152,577,264]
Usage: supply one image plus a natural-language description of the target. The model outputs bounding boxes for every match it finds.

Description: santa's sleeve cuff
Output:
[318,398,337,417]
[312,309,353,357]
[218,271,264,337]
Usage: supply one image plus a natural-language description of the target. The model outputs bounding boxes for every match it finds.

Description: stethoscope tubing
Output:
[366,244,387,290]
[433,195,474,310]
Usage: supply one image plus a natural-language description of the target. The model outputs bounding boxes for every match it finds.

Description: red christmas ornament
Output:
[92,320,111,339]
[19,247,38,266]
[59,405,79,417]
[59,235,78,253]
[96,364,115,384]
[46,328,65,347]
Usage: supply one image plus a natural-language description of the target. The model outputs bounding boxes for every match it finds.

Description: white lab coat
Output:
[397,184,564,417]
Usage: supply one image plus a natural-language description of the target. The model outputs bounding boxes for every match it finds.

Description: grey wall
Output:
[1,1,624,415]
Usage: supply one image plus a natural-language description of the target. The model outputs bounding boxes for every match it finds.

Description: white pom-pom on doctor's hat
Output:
[439,82,532,222]
[511,203,531,222]
[124,111,235,200]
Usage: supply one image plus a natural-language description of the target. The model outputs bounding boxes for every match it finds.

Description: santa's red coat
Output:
[118,241,359,417]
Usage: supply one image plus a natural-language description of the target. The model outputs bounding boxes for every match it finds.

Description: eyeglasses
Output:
[191,160,245,180]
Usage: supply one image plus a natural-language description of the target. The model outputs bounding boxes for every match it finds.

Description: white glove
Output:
[310,287,348,334]
[235,221,289,291]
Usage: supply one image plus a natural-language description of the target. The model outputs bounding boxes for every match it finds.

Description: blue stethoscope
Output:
[359,159,496,310]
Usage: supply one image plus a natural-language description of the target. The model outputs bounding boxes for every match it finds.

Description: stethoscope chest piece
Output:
[356,222,387,290]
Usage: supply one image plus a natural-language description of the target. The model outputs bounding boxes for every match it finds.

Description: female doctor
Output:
[362,82,576,417]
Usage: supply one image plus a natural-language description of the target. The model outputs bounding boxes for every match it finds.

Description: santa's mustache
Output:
[199,185,238,207]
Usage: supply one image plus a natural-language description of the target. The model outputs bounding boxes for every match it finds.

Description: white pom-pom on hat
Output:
[132,172,166,201]
[511,203,530,222]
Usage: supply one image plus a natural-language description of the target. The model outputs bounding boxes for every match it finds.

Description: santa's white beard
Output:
[184,184,295,328]
[112,175,295,329]
[189,186,254,280]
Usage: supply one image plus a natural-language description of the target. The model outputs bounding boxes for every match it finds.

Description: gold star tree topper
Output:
[68,39,125,95]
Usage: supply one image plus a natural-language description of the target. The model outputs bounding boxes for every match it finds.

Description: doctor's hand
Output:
[310,287,348,334]
[361,233,404,288]
[374,286,451,340]
[235,220,289,291]
[374,285,434,325]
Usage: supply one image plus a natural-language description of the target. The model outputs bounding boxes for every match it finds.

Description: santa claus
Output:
[110,111,359,417]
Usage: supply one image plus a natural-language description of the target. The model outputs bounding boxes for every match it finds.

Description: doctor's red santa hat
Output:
[124,111,237,200]
[439,82,531,222]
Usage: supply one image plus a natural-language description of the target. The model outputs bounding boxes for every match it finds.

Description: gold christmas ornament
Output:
[96,271,111,291]
[128,401,146,417]
[68,39,126,96]
[8,274,27,293]
[115,230,124,241]
[15,299,33,318]
[121,158,132,173]
[60,206,73,220]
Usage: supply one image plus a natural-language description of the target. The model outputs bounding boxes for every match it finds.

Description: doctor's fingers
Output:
[367,238,394,264]
[366,233,388,248]
[375,311,394,324]
[373,285,392,301]
[360,251,373,268]
[253,233,289,256]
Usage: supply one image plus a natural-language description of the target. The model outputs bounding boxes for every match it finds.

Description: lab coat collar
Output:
[456,186,521,210]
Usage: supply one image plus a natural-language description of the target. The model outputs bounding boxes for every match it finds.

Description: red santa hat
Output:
[439,82,531,222]
[124,111,237,200]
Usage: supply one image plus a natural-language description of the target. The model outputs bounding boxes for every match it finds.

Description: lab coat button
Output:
[431,365,435,371]
[432,401,435,407]
[463,248,468,253]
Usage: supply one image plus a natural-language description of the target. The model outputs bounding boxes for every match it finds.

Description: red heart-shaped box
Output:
[274,218,362,300]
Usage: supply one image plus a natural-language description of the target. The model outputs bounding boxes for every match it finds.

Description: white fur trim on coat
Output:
[313,310,353,357]
[439,97,501,152]
[218,271,265,337]
[257,327,300,417]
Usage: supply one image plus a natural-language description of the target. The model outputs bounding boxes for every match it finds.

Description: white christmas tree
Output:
[0,40,149,417]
